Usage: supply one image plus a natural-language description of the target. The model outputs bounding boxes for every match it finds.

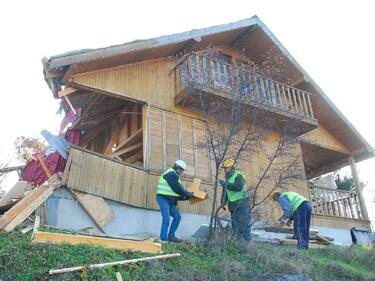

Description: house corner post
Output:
[349,156,369,220]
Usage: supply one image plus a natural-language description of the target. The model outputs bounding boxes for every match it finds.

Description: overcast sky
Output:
[0,0,374,225]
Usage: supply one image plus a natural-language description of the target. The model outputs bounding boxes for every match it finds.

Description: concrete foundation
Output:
[46,187,211,240]
[46,188,356,244]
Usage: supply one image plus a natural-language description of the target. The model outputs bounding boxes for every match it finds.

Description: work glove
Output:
[278,218,286,225]
[219,180,226,187]
[285,219,292,227]
[187,192,194,199]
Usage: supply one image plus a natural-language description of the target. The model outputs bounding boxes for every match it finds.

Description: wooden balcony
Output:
[174,55,318,134]
[309,185,365,220]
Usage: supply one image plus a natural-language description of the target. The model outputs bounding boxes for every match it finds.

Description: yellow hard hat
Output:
[222,159,236,168]
[271,189,280,198]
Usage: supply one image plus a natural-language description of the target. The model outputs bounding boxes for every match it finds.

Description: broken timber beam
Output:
[0,174,61,232]
[33,231,163,254]
[109,143,142,158]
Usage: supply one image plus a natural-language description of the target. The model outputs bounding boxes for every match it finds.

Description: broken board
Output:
[33,231,162,253]
[69,189,113,232]
[259,224,319,236]
[0,174,61,232]
[188,178,208,205]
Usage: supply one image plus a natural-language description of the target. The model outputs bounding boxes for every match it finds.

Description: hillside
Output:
[0,228,374,281]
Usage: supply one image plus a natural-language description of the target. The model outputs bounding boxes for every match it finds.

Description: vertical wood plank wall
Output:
[64,147,215,215]
[147,106,211,181]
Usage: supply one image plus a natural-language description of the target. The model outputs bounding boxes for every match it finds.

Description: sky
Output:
[0,0,374,225]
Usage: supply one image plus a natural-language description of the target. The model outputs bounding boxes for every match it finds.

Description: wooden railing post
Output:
[349,156,369,220]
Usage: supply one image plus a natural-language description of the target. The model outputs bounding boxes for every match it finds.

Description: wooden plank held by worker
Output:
[187,178,208,205]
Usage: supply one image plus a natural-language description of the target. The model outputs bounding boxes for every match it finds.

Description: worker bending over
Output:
[156,160,193,242]
[272,191,312,249]
[220,159,251,240]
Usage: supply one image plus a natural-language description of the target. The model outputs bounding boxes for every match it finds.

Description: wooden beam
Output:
[116,272,124,281]
[80,121,110,147]
[33,231,163,254]
[49,253,180,275]
[123,150,143,164]
[113,128,142,153]
[349,156,369,220]
[3,184,56,232]
[110,143,143,158]
[58,87,78,98]
[80,109,120,126]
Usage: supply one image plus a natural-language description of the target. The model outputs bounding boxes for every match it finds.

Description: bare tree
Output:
[174,47,306,239]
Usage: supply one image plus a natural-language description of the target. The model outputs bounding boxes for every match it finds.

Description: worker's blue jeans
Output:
[294,201,312,249]
[156,195,181,241]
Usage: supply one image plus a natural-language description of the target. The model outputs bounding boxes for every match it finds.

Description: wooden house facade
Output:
[44,16,374,235]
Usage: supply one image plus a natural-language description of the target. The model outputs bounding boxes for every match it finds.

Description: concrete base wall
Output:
[46,188,355,244]
[46,188,210,240]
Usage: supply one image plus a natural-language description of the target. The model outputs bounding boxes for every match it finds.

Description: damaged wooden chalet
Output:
[35,16,373,243]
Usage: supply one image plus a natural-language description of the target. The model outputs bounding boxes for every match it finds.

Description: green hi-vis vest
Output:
[226,171,248,202]
[281,192,308,214]
[156,168,181,197]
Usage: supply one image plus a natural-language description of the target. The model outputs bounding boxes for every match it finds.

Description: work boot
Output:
[167,236,183,243]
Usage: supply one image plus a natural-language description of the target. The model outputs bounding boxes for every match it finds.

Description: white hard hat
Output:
[174,160,187,170]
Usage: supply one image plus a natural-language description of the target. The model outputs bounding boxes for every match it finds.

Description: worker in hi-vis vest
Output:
[272,191,312,249]
[220,159,251,240]
[156,160,194,242]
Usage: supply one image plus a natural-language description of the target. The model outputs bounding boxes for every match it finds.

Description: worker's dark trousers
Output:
[229,198,251,241]
[293,201,312,249]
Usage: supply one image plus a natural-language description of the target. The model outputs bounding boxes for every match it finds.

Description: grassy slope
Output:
[0,229,374,281]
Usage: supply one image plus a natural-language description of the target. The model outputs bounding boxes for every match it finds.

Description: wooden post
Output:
[349,156,369,220]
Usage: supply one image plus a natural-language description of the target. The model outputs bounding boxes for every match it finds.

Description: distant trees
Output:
[14,136,46,163]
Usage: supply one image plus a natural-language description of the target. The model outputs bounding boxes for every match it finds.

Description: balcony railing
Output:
[176,54,316,121]
[309,185,364,220]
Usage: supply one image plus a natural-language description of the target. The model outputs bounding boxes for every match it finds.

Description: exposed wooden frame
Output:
[58,87,78,98]
[110,143,143,158]
[112,128,142,153]
[123,150,143,164]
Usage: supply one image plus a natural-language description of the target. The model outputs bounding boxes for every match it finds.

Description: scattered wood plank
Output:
[315,234,333,245]
[31,215,40,239]
[4,186,55,232]
[49,253,180,275]
[33,231,163,254]
[68,189,113,232]
[259,224,319,236]
[0,174,61,232]
[20,225,33,234]
[42,225,152,241]
[58,87,78,98]
[276,238,326,249]
[116,272,124,281]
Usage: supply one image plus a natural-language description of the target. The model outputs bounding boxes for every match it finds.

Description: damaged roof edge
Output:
[48,16,259,69]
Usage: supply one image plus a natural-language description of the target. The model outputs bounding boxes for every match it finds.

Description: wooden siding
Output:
[72,58,177,109]
[147,106,211,181]
[64,147,215,215]
[300,125,350,154]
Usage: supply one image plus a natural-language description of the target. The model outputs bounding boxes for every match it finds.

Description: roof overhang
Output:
[45,16,374,163]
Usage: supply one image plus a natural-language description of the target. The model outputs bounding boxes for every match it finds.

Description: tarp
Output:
[21,130,80,185]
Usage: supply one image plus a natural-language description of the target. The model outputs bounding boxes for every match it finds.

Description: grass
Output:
[0,227,374,281]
